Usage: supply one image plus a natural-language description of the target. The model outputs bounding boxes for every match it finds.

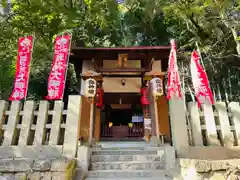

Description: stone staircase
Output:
[84,143,175,180]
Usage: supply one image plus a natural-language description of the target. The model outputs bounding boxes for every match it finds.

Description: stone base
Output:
[0,157,76,180]
[91,138,97,147]
[150,136,161,146]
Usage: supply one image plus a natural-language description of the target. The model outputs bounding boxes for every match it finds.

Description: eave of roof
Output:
[70,45,171,71]
[71,46,171,51]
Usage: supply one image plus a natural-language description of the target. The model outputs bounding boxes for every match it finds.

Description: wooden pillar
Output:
[79,97,91,141]
[94,108,101,142]
[149,85,160,144]
[144,73,166,144]
[88,98,95,145]
[153,96,160,139]
[81,74,103,146]
[157,96,170,142]
[94,79,103,142]
[156,75,170,142]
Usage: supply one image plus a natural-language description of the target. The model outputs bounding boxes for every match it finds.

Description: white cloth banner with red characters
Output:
[46,34,71,100]
[9,36,34,101]
[167,39,182,100]
[190,50,214,107]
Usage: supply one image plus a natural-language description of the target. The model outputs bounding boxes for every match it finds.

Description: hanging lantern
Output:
[84,78,96,98]
[109,122,113,127]
[141,87,150,105]
[150,77,163,97]
[96,88,103,108]
[128,123,133,128]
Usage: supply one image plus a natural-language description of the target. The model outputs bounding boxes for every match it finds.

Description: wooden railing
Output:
[101,125,113,137]
[101,124,144,138]
[128,124,144,137]
[0,95,82,159]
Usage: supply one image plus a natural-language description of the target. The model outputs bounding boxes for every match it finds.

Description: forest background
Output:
[0,0,239,102]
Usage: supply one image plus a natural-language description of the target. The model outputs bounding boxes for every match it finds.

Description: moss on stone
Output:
[65,159,77,180]
[21,175,27,180]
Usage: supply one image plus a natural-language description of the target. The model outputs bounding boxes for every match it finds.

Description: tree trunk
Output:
[230,26,240,56]
[220,13,240,56]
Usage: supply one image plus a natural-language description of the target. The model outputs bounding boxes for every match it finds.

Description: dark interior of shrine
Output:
[103,104,143,126]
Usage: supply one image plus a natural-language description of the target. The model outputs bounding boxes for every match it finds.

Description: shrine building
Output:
[70,46,171,144]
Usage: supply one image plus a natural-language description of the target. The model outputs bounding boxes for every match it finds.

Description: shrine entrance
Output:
[100,93,144,141]
[70,46,172,144]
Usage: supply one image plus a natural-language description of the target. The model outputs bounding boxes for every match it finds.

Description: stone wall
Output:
[0,158,76,180]
[179,158,240,180]
[0,95,84,179]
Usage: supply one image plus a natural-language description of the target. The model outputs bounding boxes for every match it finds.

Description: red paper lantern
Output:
[141,87,150,105]
[96,88,103,108]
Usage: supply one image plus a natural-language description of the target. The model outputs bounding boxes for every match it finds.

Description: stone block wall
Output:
[169,99,240,179]
[0,95,84,179]
[0,158,76,180]
[179,158,240,180]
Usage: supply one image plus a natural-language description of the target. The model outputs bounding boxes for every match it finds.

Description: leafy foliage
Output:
[0,0,239,101]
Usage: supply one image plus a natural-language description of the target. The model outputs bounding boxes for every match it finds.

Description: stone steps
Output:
[90,161,165,170]
[91,154,162,162]
[87,169,167,178]
[91,150,158,155]
[94,141,165,149]
[86,145,173,179]
[86,177,170,180]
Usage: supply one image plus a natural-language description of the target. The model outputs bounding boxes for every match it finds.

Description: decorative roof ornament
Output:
[81,71,101,79]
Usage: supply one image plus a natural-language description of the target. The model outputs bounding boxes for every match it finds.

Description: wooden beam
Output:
[71,50,170,71]
[144,72,166,76]
[81,76,103,81]
[103,93,141,104]
[103,74,142,78]
[72,51,147,60]
[97,68,149,73]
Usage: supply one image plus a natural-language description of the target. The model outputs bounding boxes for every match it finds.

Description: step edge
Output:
[87,169,166,172]
[85,178,169,179]
[91,154,160,156]
[91,149,162,151]
[90,161,164,164]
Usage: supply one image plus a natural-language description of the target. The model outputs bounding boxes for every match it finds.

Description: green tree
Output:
[162,0,240,101]
[0,0,239,101]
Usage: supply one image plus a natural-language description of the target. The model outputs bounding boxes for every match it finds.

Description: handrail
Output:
[101,124,144,137]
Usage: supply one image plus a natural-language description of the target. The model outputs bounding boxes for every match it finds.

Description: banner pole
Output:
[195,42,206,71]
[61,32,72,101]
[181,59,192,145]
[195,42,214,102]
[25,33,35,101]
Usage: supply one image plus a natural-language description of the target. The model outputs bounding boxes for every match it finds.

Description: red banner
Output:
[167,39,182,100]
[141,87,150,105]
[96,88,104,108]
[190,50,214,107]
[9,36,33,101]
[46,34,71,100]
